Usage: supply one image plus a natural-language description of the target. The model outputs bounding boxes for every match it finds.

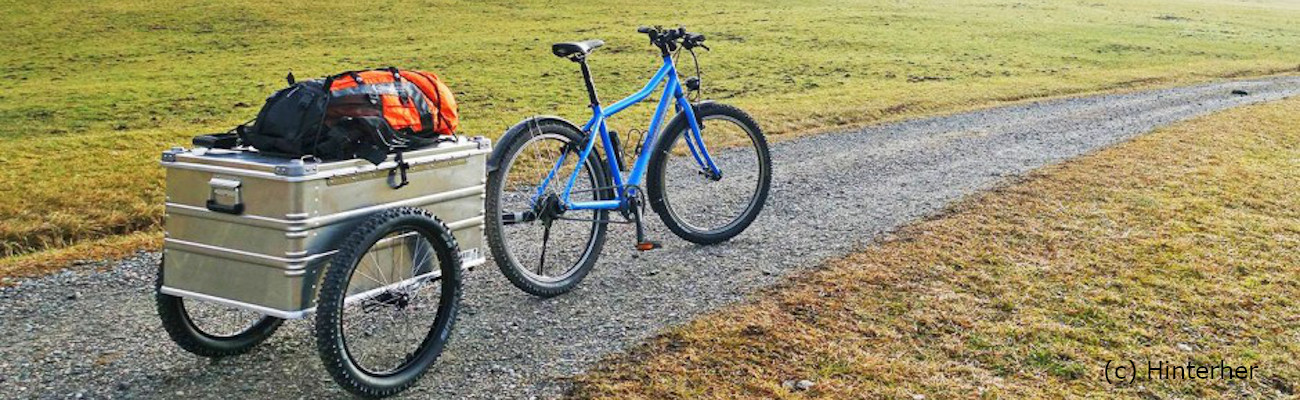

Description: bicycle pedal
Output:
[635,241,662,251]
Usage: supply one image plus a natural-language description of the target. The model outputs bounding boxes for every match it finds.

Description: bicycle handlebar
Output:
[637,25,708,54]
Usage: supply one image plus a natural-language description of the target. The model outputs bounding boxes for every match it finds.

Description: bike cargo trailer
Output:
[157,136,489,319]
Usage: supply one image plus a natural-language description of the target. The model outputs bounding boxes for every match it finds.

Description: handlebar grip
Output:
[637,26,653,34]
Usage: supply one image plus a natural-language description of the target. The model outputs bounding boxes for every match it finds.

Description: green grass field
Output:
[1,0,1299,268]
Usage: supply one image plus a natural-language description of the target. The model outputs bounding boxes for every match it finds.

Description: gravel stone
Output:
[0,77,1296,399]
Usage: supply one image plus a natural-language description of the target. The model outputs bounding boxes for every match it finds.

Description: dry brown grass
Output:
[0,232,160,284]
[570,97,1300,398]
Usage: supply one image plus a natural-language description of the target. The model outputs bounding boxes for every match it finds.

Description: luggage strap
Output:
[390,67,437,134]
[388,150,411,190]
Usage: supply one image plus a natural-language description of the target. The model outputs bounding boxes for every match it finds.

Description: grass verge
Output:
[571,96,1300,398]
[2,0,1300,268]
[0,232,160,283]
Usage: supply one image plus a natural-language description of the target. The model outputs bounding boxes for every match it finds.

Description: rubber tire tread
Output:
[314,207,462,398]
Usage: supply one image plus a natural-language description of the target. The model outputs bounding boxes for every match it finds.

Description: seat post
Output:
[576,57,600,107]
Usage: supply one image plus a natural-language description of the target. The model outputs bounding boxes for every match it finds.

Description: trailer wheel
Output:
[314,207,462,398]
[156,256,283,358]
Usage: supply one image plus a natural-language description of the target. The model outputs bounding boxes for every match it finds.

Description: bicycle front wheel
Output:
[647,102,771,245]
[486,119,611,297]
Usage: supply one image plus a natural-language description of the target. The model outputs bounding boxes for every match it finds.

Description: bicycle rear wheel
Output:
[486,119,611,297]
[647,102,771,245]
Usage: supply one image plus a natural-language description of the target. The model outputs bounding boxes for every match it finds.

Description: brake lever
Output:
[699,43,711,51]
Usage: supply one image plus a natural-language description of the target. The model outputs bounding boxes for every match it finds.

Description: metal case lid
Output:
[161,136,491,182]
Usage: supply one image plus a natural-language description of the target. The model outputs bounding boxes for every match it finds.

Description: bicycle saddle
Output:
[552,39,604,59]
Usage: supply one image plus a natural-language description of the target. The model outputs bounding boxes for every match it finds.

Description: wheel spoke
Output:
[355,268,384,286]
[369,250,389,286]
[411,238,431,276]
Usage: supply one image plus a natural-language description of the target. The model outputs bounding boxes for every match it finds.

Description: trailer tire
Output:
[156,256,283,358]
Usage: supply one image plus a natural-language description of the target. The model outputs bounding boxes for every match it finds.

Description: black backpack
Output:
[236,74,442,164]
[239,79,331,158]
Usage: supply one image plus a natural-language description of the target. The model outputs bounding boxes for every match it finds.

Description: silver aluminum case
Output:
[158,137,490,319]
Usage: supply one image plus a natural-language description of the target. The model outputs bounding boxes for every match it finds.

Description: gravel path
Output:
[3,77,1298,399]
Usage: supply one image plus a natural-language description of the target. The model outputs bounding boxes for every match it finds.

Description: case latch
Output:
[274,158,319,177]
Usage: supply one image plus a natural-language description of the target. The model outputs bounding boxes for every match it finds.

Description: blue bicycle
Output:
[486,26,772,296]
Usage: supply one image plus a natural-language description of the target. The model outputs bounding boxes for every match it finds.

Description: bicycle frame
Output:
[533,55,720,211]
